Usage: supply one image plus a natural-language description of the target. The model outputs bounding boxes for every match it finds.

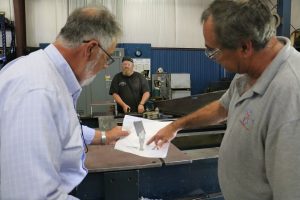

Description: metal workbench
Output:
[73,143,223,200]
[76,90,226,199]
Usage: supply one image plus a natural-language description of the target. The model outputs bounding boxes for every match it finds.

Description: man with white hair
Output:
[0,6,128,199]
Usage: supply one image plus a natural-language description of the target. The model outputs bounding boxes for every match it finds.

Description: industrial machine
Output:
[152,73,191,100]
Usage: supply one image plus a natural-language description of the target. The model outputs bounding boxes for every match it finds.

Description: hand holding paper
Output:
[114,115,172,158]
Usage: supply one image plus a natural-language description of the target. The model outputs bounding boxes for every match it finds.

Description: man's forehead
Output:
[203,16,219,48]
[122,61,133,64]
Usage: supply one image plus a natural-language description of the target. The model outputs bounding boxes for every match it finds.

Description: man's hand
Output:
[122,105,131,113]
[146,124,178,148]
[138,104,145,113]
[106,126,129,144]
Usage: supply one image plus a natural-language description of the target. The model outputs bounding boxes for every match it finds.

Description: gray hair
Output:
[201,0,276,51]
[57,6,122,50]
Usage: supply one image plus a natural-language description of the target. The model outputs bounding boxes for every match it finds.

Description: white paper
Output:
[114,115,171,158]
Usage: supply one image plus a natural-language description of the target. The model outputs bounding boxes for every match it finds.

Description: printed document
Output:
[114,115,172,158]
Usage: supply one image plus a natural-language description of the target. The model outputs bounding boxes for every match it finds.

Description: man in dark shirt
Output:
[109,56,150,114]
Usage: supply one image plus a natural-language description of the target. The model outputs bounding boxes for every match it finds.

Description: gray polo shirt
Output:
[218,37,300,200]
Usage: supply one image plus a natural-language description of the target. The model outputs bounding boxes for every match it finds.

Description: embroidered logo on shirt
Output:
[119,81,126,87]
[239,109,254,131]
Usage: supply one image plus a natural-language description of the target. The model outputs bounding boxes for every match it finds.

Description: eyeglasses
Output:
[82,40,115,65]
[205,47,222,59]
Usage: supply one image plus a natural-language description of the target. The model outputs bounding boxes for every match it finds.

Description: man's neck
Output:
[53,41,85,82]
[247,37,284,82]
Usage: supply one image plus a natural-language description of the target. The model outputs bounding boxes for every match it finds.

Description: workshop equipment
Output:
[0,12,15,69]
[152,73,191,100]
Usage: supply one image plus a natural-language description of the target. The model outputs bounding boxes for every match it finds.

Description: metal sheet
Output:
[85,143,191,173]
[85,145,161,172]
[162,143,192,166]
[155,90,226,116]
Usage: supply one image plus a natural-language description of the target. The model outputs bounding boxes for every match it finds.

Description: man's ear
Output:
[240,40,253,57]
[83,41,97,59]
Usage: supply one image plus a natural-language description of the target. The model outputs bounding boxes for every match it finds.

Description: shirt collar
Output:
[252,36,291,95]
[44,44,82,104]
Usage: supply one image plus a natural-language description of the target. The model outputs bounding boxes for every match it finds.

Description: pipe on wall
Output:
[13,0,26,57]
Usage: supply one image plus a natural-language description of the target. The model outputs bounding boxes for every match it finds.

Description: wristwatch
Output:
[101,131,106,145]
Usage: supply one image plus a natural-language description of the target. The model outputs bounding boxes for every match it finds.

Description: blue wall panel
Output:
[116,43,232,95]
[151,48,224,95]
[117,43,151,58]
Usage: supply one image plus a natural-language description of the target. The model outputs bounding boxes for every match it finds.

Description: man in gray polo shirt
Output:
[147,0,300,199]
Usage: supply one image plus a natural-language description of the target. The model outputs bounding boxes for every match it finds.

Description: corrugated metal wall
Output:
[151,48,225,95]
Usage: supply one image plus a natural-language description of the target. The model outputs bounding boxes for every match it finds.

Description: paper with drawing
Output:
[114,115,171,158]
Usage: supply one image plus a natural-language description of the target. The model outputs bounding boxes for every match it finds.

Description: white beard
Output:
[80,53,100,87]
[80,74,96,87]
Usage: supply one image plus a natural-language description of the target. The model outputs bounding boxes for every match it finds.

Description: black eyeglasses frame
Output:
[82,40,115,65]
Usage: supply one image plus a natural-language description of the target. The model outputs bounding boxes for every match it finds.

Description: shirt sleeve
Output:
[1,89,78,200]
[219,74,238,110]
[82,125,96,144]
[109,74,119,95]
[219,89,230,110]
